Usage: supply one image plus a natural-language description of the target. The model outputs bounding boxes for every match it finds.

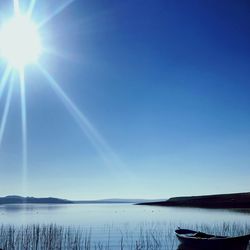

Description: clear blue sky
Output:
[0,0,250,199]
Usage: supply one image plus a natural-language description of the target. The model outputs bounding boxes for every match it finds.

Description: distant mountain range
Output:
[4,193,250,208]
[3,193,250,208]
[138,192,250,208]
[0,196,73,204]
[0,196,162,205]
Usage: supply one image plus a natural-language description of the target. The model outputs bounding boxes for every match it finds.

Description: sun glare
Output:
[0,0,117,196]
[0,15,41,69]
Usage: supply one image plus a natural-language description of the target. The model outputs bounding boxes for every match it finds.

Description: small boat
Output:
[175,228,250,250]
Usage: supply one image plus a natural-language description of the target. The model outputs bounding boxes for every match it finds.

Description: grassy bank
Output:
[0,223,249,249]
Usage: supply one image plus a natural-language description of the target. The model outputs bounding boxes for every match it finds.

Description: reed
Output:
[0,223,249,250]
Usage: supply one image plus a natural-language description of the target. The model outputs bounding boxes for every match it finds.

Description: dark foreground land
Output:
[138,192,250,208]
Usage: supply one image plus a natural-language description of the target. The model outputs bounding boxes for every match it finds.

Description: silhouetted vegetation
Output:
[0,223,249,249]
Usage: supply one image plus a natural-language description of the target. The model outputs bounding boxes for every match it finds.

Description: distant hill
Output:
[0,196,73,204]
[74,199,162,204]
[0,196,162,205]
[137,192,250,208]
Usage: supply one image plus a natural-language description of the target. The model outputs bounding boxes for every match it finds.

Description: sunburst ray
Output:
[13,0,20,14]
[38,0,75,28]
[37,64,126,173]
[19,69,28,195]
[27,0,37,17]
[0,80,13,148]
[0,66,12,103]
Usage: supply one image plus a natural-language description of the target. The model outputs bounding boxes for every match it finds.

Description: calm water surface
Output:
[0,203,250,226]
[0,204,250,249]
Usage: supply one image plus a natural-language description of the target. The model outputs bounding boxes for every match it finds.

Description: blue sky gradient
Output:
[0,0,250,199]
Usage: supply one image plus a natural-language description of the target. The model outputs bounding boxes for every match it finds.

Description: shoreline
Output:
[137,192,250,209]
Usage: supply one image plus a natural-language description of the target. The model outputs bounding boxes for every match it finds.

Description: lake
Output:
[0,203,250,249]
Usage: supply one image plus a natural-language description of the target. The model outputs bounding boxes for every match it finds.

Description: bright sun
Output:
[0,15,41,69]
